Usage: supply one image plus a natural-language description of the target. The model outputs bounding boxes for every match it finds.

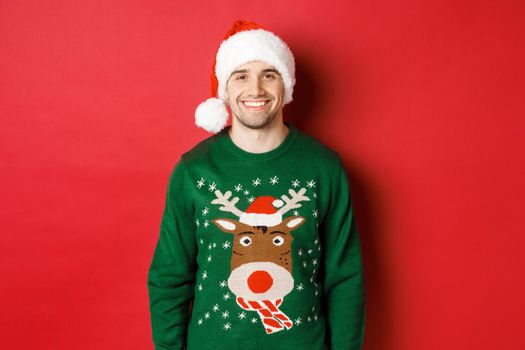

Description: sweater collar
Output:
[218,121,298,161]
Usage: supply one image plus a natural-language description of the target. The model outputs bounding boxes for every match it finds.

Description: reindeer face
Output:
[212,216,305,272]
[212,216,305,301]
[210,188,309,302]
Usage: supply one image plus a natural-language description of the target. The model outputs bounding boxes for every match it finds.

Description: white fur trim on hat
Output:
[195,97,229,133]
[239,212,283,227]
[215,29,295,105]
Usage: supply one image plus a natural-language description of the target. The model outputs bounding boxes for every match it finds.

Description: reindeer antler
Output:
[277,187,310,214]
[211,190,244,218]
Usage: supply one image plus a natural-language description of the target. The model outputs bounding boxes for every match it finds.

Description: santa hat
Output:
[239,196,285,227]
[195,20,296,133]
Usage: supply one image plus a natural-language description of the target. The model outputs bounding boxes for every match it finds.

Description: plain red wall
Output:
[1,0,524,349]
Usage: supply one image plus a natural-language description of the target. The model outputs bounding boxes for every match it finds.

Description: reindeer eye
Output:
[272,236,284,246]
[240,236,252,246]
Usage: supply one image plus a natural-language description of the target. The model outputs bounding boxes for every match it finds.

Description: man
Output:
[147,20,366,350]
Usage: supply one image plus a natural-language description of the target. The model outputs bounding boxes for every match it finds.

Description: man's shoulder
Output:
[179,131,224,164]
[295,127,341,163]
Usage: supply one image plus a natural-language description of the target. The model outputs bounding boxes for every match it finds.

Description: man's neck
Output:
[228,118,289,154]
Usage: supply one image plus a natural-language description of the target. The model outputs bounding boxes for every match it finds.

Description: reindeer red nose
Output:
[247,270,273,293]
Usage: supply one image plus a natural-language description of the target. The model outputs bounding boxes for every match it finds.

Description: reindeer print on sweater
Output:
[192,175,322,335]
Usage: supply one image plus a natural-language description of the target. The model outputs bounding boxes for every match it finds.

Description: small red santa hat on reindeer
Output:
[239,196,285,227]
[195,20,296,133]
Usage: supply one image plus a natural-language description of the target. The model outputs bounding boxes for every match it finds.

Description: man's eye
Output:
[264,74,275,79]
[236,75,246,80]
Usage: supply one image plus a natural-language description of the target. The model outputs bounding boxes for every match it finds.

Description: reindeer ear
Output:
[212,218,237,234]
[283,216,306,230]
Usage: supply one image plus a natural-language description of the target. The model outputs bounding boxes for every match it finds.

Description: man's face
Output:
[225,61,285,130]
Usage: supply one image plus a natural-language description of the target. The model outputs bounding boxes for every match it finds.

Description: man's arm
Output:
[147,160,197,350]
[322,156,366,349]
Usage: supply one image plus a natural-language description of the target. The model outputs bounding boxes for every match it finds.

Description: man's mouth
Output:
[241,100,270,110]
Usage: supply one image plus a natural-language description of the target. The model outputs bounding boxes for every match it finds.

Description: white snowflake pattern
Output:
[243,189,250,195]
[313,209,319,218]
[195,219,200,227]
[197,284,203,291]
[196,178,205,189]
[308,249,313,254]
[312,259,318,266]
[307,180,316,188]
[298,249,303,256]
[222,241,231,249]
[202,271,208,279]
[296,283,304,291]
[222,310,229,319]
[234,184,243,192]
[313,192,317,198]
[199,238,204,244]
[207,255,212,262]
[247,196,255,203]
[251,317,258,324]
[293,210,299,216]
[213,304,220,312]
[223,292,231,300]
[307,316,312,322]
[302,261,308,268]
[314,313,318,321]
[291,179,300,188]
[269,176,279,185]
[208,182,217,192]
[219,280,227,288]
[197,318,203,325]
[238,311,246,319]
[202,207,209,216]
[208,243,212,250]
[314,238,319,245]
[204,312,210,319]
[294,317,302,325]
[213,242,216,248]
[203,220,209,228]
[223,322,232,330]
[252,178,261,186]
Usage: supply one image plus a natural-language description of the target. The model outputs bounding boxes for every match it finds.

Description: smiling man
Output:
[223,60,288,153]
[147,20,366,350]
[227,62,284,130]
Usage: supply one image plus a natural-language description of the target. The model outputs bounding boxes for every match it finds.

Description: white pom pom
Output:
[195,98,229,133]
[272,199,284,208]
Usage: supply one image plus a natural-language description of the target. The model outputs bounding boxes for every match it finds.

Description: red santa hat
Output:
[239,196,285,227]
[195,20,296,133]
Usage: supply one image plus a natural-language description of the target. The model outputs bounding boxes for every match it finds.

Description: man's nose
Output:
[247,78,264,96]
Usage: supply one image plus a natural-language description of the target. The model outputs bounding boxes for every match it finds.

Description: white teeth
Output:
[243,101,266,107]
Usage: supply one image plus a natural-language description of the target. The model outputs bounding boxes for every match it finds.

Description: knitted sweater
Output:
[147,122,366,350]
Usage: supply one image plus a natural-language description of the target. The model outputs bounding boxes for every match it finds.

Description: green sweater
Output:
[147,122,366,350]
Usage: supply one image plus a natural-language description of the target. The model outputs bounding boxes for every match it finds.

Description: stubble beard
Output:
[230,100,281,130]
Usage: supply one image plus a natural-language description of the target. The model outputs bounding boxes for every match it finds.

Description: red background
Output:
[1,1,524,349]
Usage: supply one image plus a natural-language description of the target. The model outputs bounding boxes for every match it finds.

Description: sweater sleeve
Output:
[321,156,366,349]
[147,160,197,350]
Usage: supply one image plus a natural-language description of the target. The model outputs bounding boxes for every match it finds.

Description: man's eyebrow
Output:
[230,68,281,75]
